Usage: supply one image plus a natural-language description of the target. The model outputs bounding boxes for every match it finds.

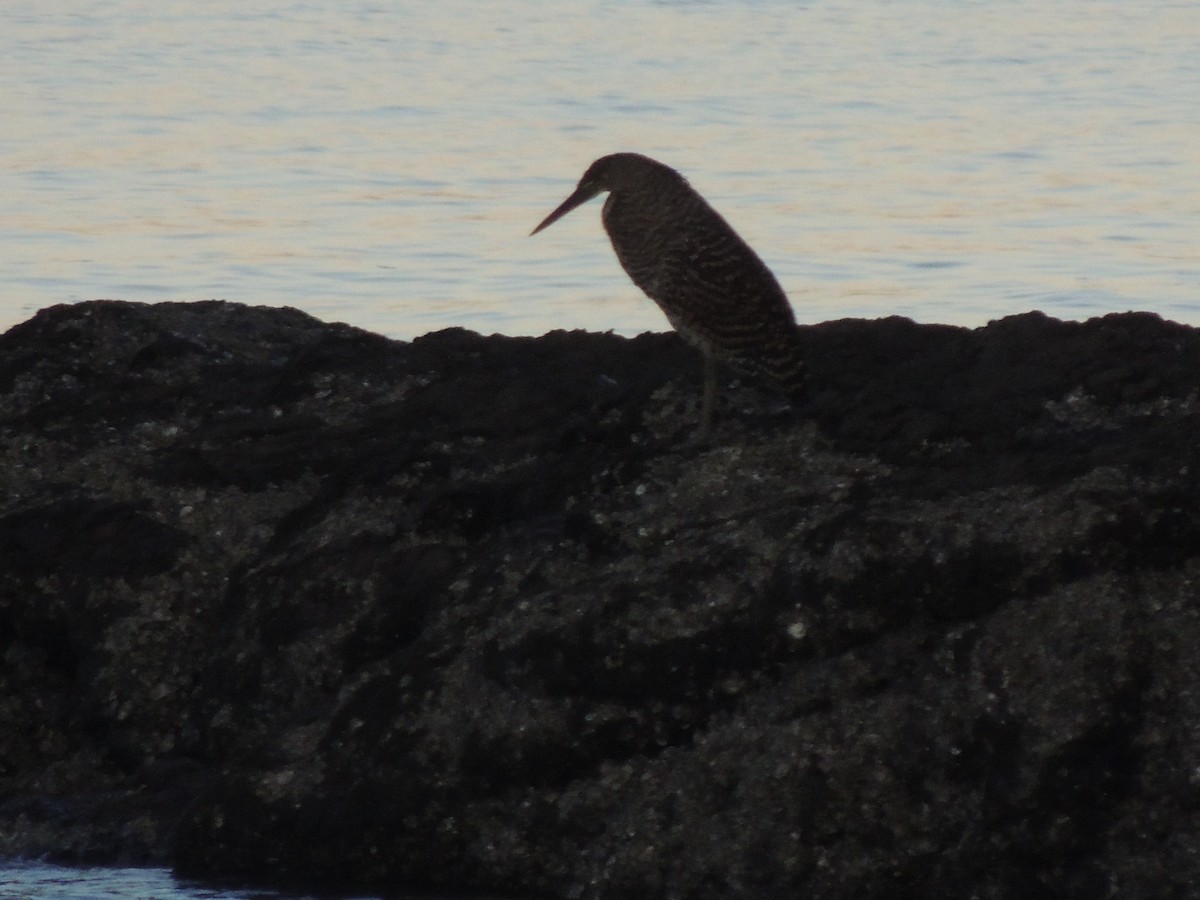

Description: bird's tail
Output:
[759,328,808,402]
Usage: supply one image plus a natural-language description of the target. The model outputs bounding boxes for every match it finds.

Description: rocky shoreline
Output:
[2,299,1199,898]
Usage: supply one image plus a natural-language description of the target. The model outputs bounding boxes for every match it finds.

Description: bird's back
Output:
[600,164,806,397]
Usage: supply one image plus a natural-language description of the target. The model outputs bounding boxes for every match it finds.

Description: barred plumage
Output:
[531,152,806,434]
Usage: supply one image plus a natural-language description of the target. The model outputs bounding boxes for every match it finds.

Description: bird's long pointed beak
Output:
[530,182,603,236]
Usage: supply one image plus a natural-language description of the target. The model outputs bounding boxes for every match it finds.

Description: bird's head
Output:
[530,153,675,235]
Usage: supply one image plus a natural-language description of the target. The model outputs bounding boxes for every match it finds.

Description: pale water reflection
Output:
[3,1,1197,340]
[0,860,357,899]
[0,860,509,899]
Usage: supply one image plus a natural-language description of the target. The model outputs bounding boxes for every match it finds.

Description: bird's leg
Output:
[699,351,716,439]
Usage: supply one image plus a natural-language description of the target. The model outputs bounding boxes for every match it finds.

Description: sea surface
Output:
[3,0,1197,342]
[0,860,368,900]
[0,860,513,899]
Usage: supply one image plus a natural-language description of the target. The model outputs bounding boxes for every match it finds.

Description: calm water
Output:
[0,861,365,900]
[3,1,1198,340]
[0,860,512,900]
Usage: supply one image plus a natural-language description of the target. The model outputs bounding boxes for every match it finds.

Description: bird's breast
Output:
[601,194,689,301]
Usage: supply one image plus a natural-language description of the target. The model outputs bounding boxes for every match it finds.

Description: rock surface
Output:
[2,299,1200,898]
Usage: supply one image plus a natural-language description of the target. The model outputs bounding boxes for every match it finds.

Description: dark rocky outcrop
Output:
[2,299,1200,898]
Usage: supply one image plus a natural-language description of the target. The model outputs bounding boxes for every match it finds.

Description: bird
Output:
[530,152,806,436]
